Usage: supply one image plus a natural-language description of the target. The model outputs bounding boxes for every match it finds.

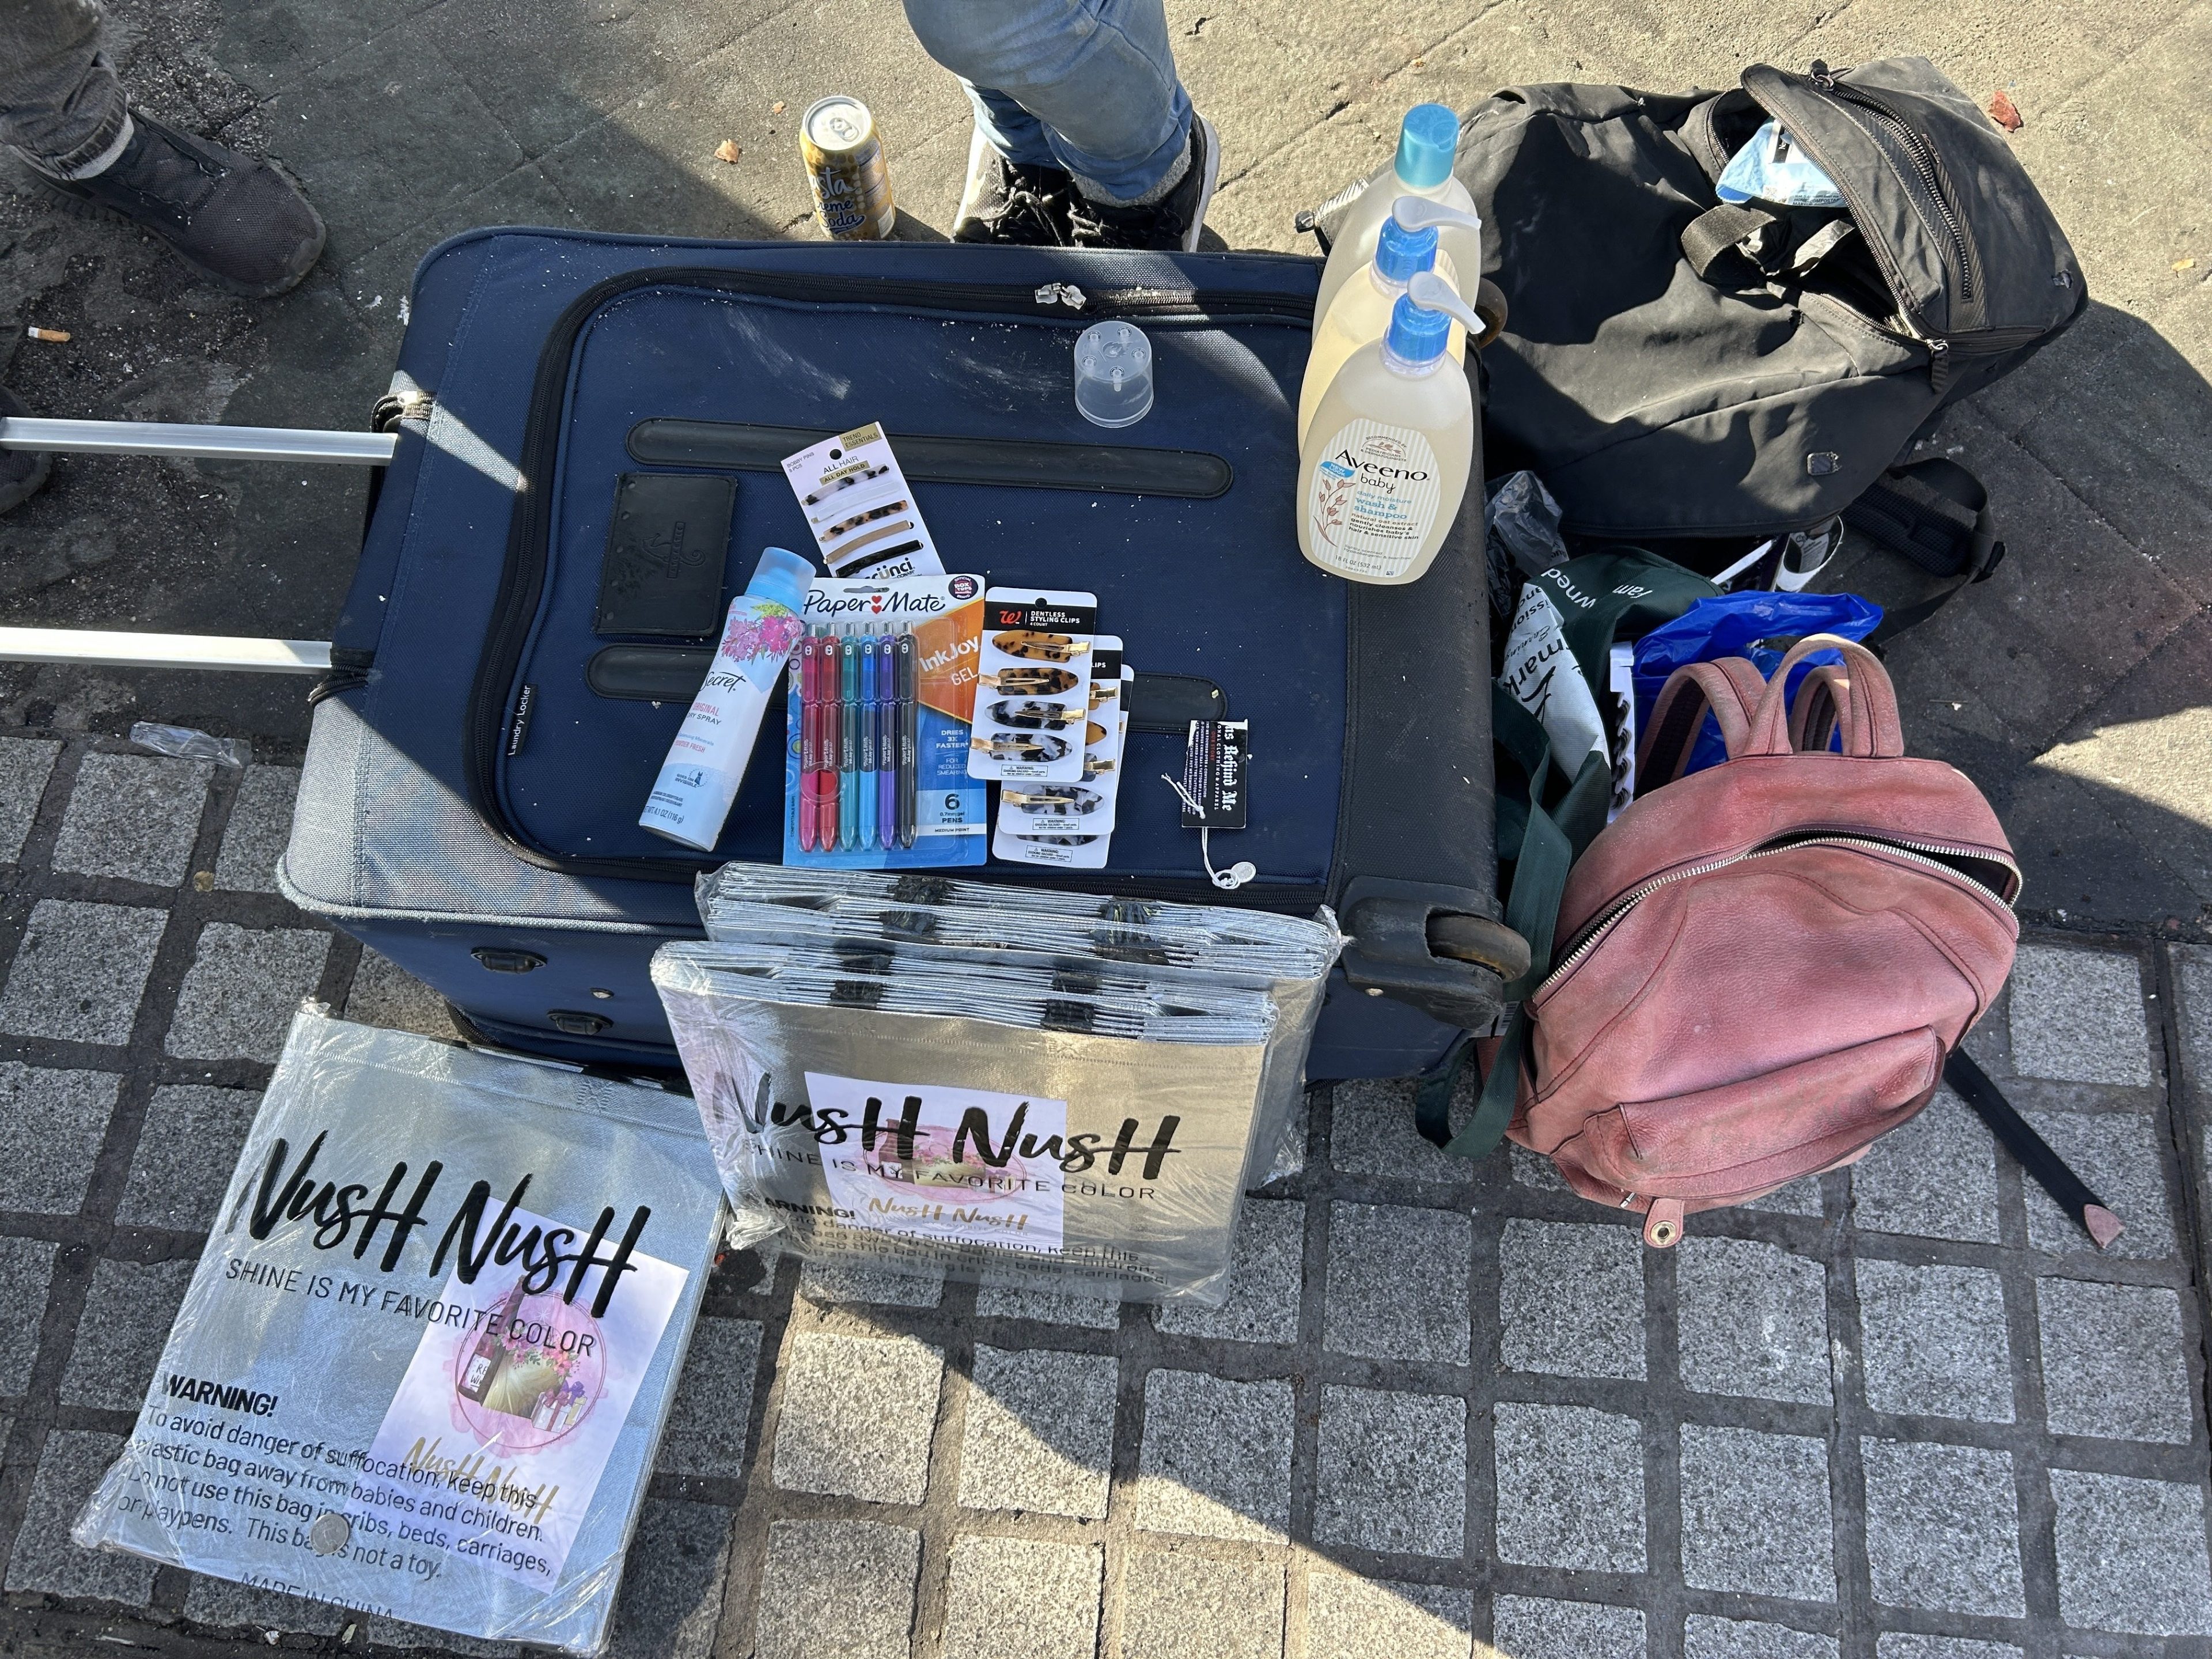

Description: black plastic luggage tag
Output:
[596,472,736,637]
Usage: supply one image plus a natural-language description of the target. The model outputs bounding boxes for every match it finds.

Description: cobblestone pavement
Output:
[0,730,2207,1656]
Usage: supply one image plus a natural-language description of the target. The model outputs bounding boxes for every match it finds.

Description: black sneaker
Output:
[23,111,324,299]
[0,389,52,516]
[1066,114,1219,253]
[952,127,1074,247]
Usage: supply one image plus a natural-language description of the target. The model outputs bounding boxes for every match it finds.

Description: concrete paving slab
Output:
[1153,1197,1302,1344]
[1324,1200,1471,1364]
[942,1536,1101,1659]
[1490,1594,1645,1659]
[1498,1217,1646,1381]
[604,1498,733,1659]
[181,1577,346,1638]
[2035,1278,2193,1443]
[975,1271,1120,1330]
[752,1517,918,1659]
[1135,1369,1293,1543]
[212,763,297,892]
[771,1331,941,1504]
[1850,1090,2002,1243]
[1676,1235,1831,1405]
[1873,1638,2022,1659]
[52,752,210,884]
[1313,1384,1467,1558]
[2008,945,2154,1085]
[2048,1469,2212,1635]
[165,922,330,1062]
[1679,1425,1837,1602]
[655,1317,762,1479]
[339,948,453,1041]
[115,1083,260,1232]
[1854,1259,2016,1424]
[1120,1550,1283,1659]
[58,1256,195,1411]
[1685,1615,1838,1659]
[1328,1077,1476,1183]
[1493,1402,1646,1573]
[0,1235,56,1391]
[797,1257,945,1309]
[5,1431,157,1600]
[0,900,166,1045]
[2019,1107,2176,1261]
[1305,1571,1474,1659]
[957,1344,1117,1520]
[0,737,60,861]
[1859,1438,2025,1616]
[0,1062,119,1213]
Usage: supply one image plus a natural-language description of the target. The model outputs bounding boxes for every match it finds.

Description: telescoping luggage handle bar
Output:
[0,416,392,672]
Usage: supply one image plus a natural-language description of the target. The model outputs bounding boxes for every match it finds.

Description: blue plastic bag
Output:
[1716,120,1847,207]
[1632,591,1883,778]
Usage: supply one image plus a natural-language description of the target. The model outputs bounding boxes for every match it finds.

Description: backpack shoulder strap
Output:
[1637,656,1769,787]
[1752,635,1904,758]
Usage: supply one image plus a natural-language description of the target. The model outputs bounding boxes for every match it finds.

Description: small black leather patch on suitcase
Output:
[596,472,736,636]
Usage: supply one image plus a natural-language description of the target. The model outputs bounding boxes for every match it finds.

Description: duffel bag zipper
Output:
[462,263,1314,889]
[1535,831,2023,1001]
[1751,64,1984,353]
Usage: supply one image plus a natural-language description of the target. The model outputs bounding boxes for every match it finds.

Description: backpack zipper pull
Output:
[1809,60,1837,89]
[1643,1197,1685,1248]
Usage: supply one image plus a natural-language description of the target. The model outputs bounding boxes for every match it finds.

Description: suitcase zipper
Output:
[464,263,1316,889]
[1534,831,2022,1001]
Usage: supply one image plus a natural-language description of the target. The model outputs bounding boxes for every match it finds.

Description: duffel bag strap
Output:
[1847,457,2006,645]
[1681,202,1780,279]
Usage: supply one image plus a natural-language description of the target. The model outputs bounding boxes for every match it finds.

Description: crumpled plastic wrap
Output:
[70,1007,726,1656]
[660,866,1342,1304]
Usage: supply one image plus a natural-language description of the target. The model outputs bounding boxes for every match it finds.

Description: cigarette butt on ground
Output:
[25,326,70,342]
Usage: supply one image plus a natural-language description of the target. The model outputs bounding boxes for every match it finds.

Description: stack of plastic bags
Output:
[653,865,1343,1305]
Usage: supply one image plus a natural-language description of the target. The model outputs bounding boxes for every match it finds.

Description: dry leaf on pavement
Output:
[1988,89,2022,131]
[715,139,742,164]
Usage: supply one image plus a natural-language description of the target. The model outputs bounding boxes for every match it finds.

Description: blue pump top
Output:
[1384,293,1452,365]
[1394,104,1460,190]
[745,544,815,612]
[1372,217,1441,283]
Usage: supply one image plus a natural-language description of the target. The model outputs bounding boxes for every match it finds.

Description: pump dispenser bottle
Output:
[1298,196,1483,445]
[1297,273,1483,586]
[1313,104,1478,321]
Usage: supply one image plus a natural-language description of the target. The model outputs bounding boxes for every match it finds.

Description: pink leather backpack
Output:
[1506,634,2020,1245]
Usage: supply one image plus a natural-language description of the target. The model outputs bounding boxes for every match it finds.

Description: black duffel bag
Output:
[1312,57,2086,602]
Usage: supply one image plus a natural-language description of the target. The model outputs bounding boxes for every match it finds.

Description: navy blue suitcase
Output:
[277,229,1510,1079]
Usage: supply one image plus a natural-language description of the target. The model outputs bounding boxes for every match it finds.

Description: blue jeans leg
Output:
[904,0,1192,204]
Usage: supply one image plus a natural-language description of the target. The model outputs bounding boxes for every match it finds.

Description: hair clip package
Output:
[780,423,945,578]
[994,639,1128,869]
[783,574,988,869]
[969,589,1097,783]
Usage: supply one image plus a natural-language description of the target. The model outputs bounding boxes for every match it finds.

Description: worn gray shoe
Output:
[952,126,1075,247]
[23,111,324,298]
[0,389,52,516]
[1066,115,1219,253]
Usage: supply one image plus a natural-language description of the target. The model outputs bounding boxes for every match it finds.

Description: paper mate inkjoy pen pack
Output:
[784,573,987,869]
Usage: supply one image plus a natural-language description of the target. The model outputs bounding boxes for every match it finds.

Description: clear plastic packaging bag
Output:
[130,721,252,767]
[663,866,1341,1304]
[71,1007,726,1656]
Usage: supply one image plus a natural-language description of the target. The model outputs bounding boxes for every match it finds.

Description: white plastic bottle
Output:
[1313,104,1478,323]
[1298,273,1483,586]
[641,544,815,850]
[1298,196,1482,446]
